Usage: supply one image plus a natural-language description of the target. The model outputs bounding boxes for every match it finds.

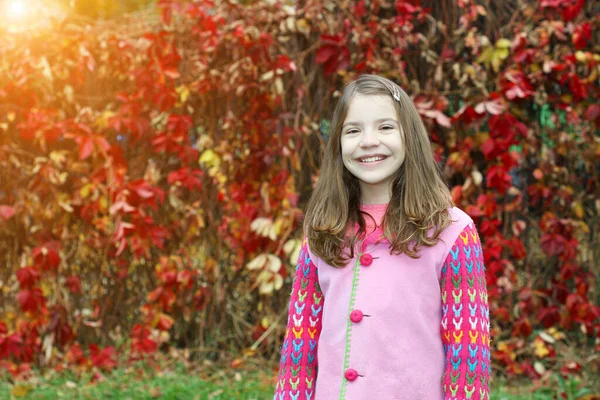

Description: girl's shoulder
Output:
[436,205,476,251]
[446,206,474,230]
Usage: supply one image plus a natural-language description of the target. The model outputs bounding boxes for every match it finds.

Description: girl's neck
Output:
[359,182,391,204]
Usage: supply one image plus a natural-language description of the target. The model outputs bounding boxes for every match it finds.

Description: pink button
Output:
[359,253,373,266]
[350,310,363,323]
[344,368,358,382]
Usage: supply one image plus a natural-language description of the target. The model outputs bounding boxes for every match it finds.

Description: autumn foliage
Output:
[0,0,598,386]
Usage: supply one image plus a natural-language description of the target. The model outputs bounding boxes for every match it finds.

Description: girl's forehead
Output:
[345,93,397,120]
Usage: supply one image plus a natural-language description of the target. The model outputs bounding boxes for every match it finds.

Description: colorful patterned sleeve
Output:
[440,223,491,400]
[273,239,323,400]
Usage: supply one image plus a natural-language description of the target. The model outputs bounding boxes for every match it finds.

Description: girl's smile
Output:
[356,154,388,164]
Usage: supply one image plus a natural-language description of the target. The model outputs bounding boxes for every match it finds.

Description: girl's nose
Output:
[360,130,380,147]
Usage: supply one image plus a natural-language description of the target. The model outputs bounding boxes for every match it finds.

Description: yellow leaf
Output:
[49,151,68,165]
[495,38,512,49]
[534,337,549,358]
[80,184,93,199]
[261,317,270,328]
[98,196,108,212]
[296,18,310,36]
[96,111,115,129]
[199,149,220,169]
[579,221,590,234]
[497,341,508,351]
[11,384,32,397]
[476,47,494,64]
[7,112,16,122]
[496,48,509,60]
[575,51,587,62]
[571,202,584,219]
[273,217,287,236]
[176,85,190,103]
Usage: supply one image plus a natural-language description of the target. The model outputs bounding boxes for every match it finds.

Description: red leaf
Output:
[562,0,585,21]
[586,104,600,121]
[315,45,338,64]
[481,139,496,160]
[485,165,512,194]
[79,137,94,160]
[541,233,566,256]
[451,105,485,125]
[65,276,82,294]
[66,343,87,366]
[156,313,174,331]
[32,242,61,271]
[89,345,117,371]
[16,267,40,289]
[130,324,157,355]
[16,288,46,313]
[147,287,163,303]
[572,22,592,49]
[315,35,350,76]
[0,205,16,221]
[95,136,111,151]
[0,334,23,359]
[512,317,532,338]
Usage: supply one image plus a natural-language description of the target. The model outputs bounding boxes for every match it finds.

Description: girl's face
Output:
[340,93,406,204]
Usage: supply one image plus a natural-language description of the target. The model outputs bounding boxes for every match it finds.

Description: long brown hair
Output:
[303,74,453,268]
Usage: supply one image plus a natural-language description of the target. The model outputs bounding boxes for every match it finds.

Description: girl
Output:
[274,75,491,400]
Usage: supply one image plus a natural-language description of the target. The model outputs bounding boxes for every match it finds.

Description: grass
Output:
[0,364,596,399]
[0,363,274,400]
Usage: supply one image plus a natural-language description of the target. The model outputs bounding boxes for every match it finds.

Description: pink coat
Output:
[274,206,491,400]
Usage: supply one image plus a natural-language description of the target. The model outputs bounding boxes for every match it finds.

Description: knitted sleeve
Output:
[273,239,323,400]
[440,223,491,400]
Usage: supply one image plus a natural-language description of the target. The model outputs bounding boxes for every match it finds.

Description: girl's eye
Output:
[346,129,359,135]
[381,125,394,130]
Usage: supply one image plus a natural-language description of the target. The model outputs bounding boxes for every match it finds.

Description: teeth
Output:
[361,156,385,163]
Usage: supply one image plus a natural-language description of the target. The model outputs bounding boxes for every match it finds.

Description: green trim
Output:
[338,255,362,400]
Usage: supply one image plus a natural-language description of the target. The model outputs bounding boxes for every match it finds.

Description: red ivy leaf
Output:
[572,22,592,49]
[562,0,585,21]
[32,242,61,272]
[89,344,117,371]
[156,313,174,331]
[0,333,23,359]
[485,165,513,194]
[66,343,87,366]
[16,267,40,289]
[79,137,95,160]
[316,35,350,76]
[130,324,157,355]
[541,233,566,256]
[65,276,82,294]
[16,288,46,313]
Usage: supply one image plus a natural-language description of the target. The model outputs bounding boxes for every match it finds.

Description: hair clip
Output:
[392,86,401,103]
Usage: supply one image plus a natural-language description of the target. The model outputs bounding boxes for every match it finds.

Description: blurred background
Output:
[0,0,598,398]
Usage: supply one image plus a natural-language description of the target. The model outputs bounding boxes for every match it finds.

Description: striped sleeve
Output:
[440,223,491,400]
[273,239,323,400]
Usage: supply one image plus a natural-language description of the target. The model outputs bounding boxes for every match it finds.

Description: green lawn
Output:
[0,365,595,399]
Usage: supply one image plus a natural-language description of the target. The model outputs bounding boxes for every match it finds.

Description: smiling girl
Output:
[274,74,491,400]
